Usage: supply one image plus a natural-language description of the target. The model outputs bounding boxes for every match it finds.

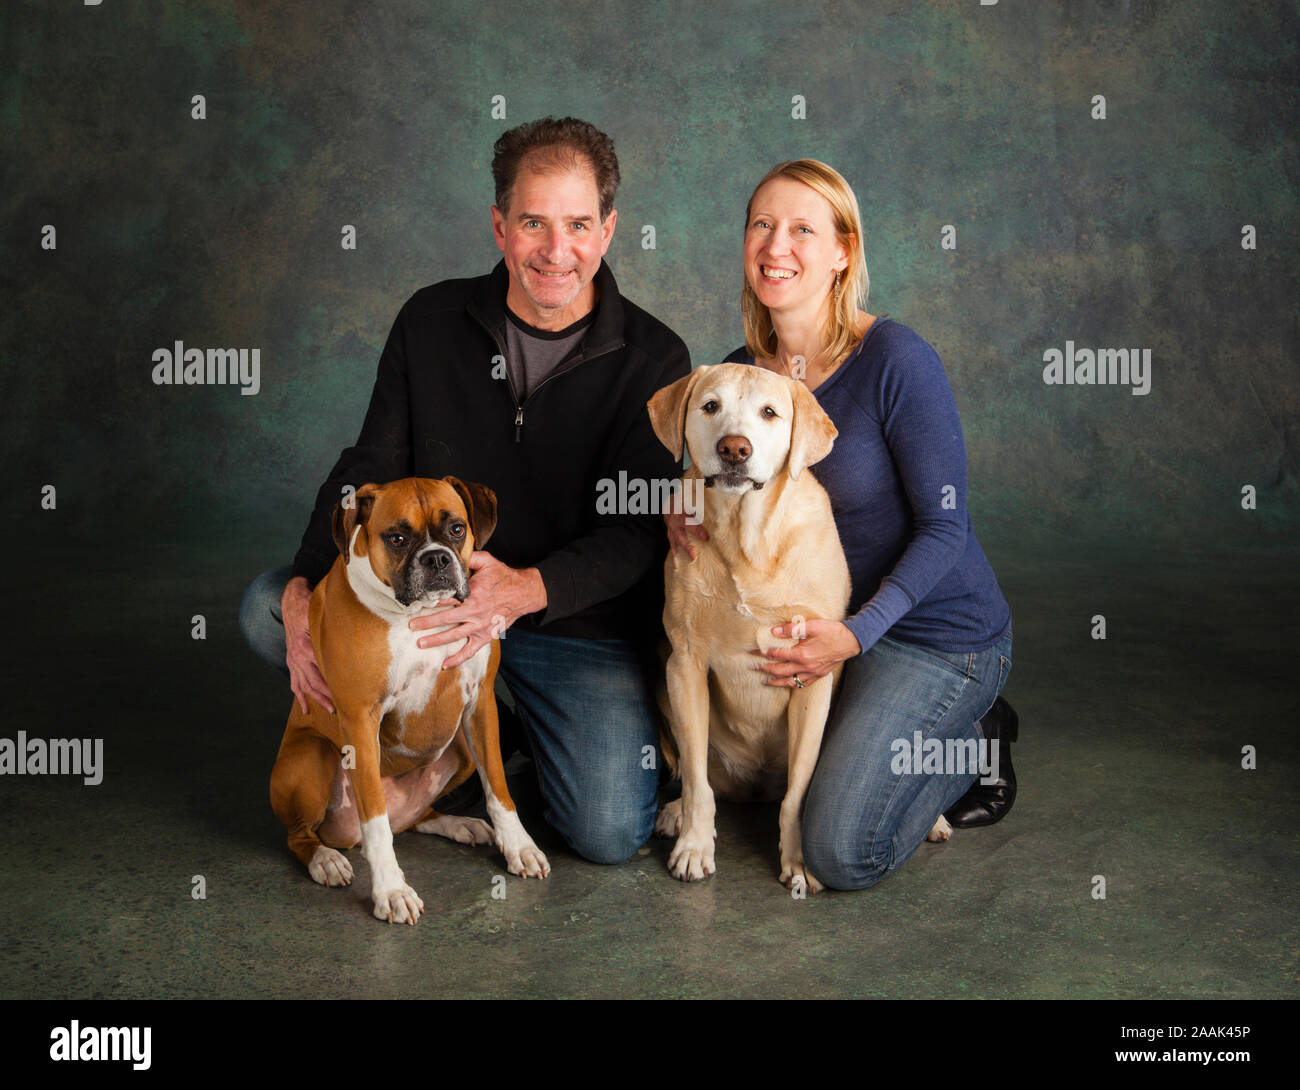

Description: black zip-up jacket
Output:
[291,259,692,642]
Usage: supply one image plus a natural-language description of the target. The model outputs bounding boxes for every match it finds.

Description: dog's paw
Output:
[372,882,424,925]
[504,842,550,879]
[307,846,354,887]
[668,832,716,882]
[654,798,682,838]
[779,858,825,896]
[491,808,550,878]
[927,814,953,842]
[415,814,495,846]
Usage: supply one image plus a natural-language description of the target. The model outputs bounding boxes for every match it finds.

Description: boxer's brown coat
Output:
[269,477,548,925]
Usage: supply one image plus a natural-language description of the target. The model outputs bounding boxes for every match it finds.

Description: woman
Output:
[667,159,1016,891]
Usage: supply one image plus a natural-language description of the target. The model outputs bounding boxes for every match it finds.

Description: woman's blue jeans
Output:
[802,626,1013,891]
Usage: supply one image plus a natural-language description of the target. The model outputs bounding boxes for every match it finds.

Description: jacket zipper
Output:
[511,344,619,442]
[476,315,622,443]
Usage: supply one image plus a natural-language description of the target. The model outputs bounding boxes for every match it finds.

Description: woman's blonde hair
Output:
[740,159,869,365]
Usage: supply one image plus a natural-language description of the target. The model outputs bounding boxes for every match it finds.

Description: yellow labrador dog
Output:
[646,362,851,894]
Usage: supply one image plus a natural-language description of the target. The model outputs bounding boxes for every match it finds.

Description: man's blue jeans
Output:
[238,566,660,865]
[802,625,1013,891]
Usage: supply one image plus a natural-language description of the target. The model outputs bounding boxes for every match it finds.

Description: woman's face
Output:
[744,176,848,319]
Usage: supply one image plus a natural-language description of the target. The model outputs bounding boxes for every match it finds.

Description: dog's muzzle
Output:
[396,544,469,606]
[705,432,765,490]
[704,472,764,490]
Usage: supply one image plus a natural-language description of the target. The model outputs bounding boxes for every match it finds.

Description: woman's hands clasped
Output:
[751,619,862,688]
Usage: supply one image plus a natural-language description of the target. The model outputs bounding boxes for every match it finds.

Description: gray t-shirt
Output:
[504,306,596,402]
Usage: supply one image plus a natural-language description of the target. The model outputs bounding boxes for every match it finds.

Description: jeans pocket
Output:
[910,643,973,680]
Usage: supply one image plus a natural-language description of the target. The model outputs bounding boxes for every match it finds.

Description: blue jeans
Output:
[802,626,1013,891]
[238,566,661,865]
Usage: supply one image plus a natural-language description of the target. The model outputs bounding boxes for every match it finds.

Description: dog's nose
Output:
[717,435,751,464]
[418,549,452,571]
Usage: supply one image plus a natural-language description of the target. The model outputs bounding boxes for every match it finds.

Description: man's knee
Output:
[239,566,291,673]
[238,569,277,632]
[563,810,654,865]
[554,775,658,865]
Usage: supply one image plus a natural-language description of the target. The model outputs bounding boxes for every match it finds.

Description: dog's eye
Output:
[386,534,407,548]
[702,399,719,414]
[449,523,466,539]
[761,405,778,419]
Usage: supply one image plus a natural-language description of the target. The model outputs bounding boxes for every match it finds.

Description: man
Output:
[240,117,691,863]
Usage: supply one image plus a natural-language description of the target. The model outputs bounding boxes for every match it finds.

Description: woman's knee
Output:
[803,828,891,891]
[799,771,891,890]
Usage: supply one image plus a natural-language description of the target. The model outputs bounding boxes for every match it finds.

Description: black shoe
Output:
[944,696,1019,828]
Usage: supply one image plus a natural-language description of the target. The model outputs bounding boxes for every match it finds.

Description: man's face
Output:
[492,161,617,330]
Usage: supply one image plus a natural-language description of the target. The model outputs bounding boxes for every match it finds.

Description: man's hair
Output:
[741,159,870,367]
[492,117,620,221]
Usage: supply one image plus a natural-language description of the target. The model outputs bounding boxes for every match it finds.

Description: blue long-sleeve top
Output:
[726,318,1011,654]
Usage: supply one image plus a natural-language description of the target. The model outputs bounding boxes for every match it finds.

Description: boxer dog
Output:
[269,477,549,924]
[647,364,949,896]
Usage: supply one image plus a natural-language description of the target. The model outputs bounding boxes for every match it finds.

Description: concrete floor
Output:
[1,533,1296,1000]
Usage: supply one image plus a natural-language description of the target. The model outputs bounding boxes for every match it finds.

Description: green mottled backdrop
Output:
[3,0,1297,562]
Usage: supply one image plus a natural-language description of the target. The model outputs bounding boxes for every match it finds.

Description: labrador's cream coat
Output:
[647,363,853,893]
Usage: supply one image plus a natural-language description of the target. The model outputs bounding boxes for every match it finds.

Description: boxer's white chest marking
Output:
[383,616,456,720]
[383,617,488,725]
[345,528,489,746]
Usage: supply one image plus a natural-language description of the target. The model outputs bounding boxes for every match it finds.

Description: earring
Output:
[833,270,842,300]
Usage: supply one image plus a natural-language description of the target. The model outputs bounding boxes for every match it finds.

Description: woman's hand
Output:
[751,619,862,687]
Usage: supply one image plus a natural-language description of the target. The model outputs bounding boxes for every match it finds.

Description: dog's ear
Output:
[646,368,705,461]
[786,381,838,480]
[330,483,380,563]
[445,477,497,551]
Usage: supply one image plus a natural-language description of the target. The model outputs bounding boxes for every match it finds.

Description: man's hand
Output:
[751,619,862,687]
[664,505,708,559]
[281,576,335,715]
[410,551,546,669]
